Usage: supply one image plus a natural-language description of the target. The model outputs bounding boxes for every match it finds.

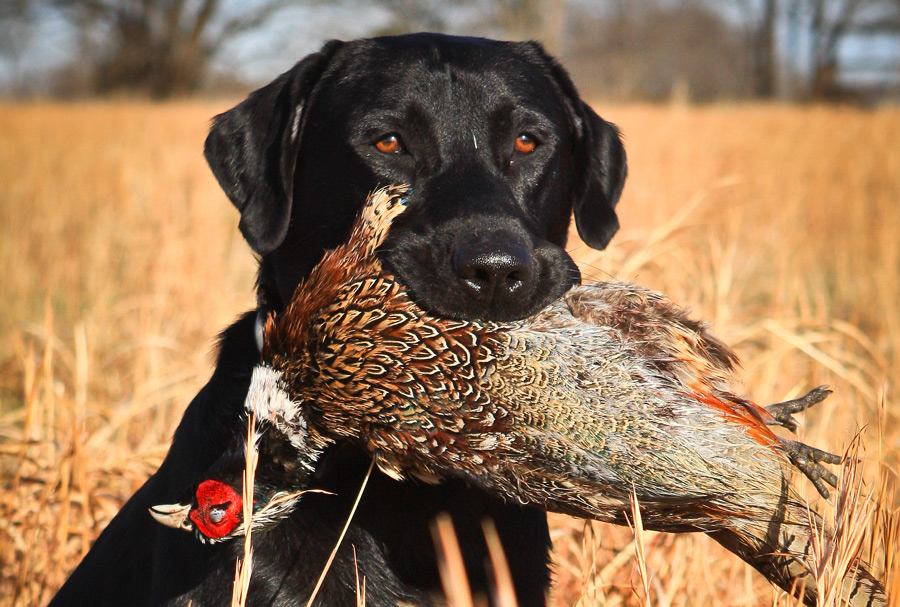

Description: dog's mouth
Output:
[380,237,580,322]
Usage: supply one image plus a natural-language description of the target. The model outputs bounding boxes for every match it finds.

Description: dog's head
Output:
[205,33,626,321]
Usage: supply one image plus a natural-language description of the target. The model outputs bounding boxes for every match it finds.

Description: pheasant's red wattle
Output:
[190,479,242,539]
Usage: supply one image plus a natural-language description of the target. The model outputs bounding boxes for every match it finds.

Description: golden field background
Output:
[0,101,898,606]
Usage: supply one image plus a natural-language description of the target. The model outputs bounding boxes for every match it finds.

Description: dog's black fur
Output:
[50,33,626,607]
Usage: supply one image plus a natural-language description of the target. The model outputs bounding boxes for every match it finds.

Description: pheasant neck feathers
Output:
[264,185,410,359]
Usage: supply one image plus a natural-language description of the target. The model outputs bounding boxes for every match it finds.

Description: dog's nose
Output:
[452,238,533,304]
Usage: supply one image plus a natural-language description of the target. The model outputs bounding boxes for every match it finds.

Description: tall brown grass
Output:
[0,101,897,606]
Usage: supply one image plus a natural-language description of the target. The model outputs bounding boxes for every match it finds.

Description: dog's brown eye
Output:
[375,135,403,154]
[514,134,536,154]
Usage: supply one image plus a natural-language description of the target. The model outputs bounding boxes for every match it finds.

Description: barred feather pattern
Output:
[259,187,887,606]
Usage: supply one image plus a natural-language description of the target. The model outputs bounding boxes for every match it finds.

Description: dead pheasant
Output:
[157,186,887,605]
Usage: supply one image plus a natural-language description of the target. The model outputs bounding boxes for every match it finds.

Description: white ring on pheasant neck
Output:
[245,365,313,469]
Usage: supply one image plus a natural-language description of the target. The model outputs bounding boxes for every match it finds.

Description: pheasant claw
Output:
[765,386,832,432]
[779,437,842,499]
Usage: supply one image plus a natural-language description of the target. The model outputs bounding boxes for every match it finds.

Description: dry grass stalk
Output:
[806,434,873,607]
[482,519,519,607]
[227,409,368,607]
[231,412,259,607]
[870,391,900,606]
[354,546,367,607]
[305,457,375,607]
[230,412,334,607]
[874,479,900,607]
[626,487,653,607]
[432,513,475,607]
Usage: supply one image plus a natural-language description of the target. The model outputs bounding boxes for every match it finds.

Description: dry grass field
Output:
[0,100,898,606]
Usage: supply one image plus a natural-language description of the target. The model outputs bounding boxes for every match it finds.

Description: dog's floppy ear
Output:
[571,103,627,250]
[535,44,627,250]
[204,40,343,255]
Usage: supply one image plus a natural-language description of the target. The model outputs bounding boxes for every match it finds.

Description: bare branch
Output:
[206,0,295,53]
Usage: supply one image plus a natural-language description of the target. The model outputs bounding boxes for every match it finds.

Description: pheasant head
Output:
[150,477,246,543]
[150,413,314,544]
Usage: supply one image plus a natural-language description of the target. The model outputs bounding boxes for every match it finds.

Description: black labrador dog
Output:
[50,33,626,607]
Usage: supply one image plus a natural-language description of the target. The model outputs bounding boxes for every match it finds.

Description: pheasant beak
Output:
[149,502,193,532]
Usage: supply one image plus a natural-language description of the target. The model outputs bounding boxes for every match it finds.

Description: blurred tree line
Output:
[1,0,898,102]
